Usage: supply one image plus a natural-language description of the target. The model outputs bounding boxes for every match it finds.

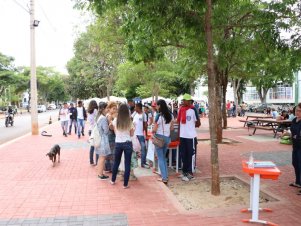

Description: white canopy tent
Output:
[177,95,208,104]
[142,96,173,104]
[83,96,127,108]
[98,96,128,103]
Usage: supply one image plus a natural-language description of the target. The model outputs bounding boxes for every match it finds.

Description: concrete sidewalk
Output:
[0,117,299,225]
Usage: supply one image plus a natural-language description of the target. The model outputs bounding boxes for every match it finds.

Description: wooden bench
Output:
[249,125,277,137]
[239,119,256,127]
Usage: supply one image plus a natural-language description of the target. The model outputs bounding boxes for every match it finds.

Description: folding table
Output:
[241,160,281,226]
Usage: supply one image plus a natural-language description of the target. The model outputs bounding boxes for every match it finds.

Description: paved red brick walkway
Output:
[0,116,300,225]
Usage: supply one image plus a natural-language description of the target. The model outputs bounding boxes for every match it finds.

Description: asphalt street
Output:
[0,109,60,144]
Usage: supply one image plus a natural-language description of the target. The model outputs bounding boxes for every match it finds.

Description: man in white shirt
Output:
[132,103,149,168]
[59,103,69,137]
[76,100,87,139]
[177,94,201,181]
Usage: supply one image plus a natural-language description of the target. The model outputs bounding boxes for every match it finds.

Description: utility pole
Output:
[30,0,39,135]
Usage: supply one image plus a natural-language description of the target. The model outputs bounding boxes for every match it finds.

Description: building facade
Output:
[194,71,301,105]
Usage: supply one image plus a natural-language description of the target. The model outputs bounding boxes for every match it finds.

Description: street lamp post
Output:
[30,0,39,135]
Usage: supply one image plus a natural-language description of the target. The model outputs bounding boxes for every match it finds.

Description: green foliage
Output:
[73,0,301,102]
[0,52,17,96]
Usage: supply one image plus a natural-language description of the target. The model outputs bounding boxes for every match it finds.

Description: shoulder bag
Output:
[152,115,165,148]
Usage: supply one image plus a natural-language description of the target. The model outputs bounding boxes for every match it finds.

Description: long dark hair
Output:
[157,99,172,124]
[87,100,98,114]
[116,104,132,131]
[97,102,107,118]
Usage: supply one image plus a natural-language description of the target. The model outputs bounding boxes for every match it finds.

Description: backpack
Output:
[89,115,103,148]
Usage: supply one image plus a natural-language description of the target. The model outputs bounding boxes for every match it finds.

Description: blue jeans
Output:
[111,142,133,187]
[155,134,171,181]
[61,121,68,134]
[89,130,98,164]
[77,119,85,136]
[69,119,77,134]
[136,135,147,166]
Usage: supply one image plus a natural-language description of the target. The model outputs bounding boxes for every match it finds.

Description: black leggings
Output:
[292,150,301,185]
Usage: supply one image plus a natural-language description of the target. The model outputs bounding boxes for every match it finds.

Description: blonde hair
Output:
[116,104,132,131]
[107,101,117,110]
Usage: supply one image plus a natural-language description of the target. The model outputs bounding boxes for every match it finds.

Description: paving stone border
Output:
[0,214,128,226]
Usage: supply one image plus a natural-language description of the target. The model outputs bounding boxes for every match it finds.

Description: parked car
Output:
[253,104,276,113]
[246,104,256,112]
[47,104,57,110]
[37,105,47,113]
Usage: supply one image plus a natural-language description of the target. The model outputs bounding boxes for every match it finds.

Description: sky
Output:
[0,0,91,74]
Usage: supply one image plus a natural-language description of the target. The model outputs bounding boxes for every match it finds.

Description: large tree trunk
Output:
[205,0,220,196]
[221,69,229,129]
[257,86,268,103]
[216,69,223,143]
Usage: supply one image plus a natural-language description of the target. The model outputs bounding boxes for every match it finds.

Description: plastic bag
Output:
[131,136,141,153]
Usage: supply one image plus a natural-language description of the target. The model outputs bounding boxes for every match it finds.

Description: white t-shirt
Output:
[179,109,197,138]
[132,111,147,136]
[87,109,98,130]
[77,107,84,119]
[155,115,172,137]
[60,108,69,121]
[112,118,133,143]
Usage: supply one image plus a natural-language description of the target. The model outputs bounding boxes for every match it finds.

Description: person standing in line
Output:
[240,102,247,117]
[144,104,154,126]
[87,100,99,165]
[59,102,69,137]
[151,101,158,120]
[132,103,149,168]
[177,94,201,182]
[105,101,118,172]
[232,102,236,117]
[152,99,174,184]
[127,99,135,114]
[68,103,77,135]
[110,104,134,189]
[95,102,111,180]
[76,100,87,139]
[288,103,301,191]
[226,100,231,117]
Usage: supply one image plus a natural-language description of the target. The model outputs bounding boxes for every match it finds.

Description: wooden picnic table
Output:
[249,118,292,138]
[241,114,273,127]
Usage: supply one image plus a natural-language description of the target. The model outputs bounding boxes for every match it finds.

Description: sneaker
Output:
[181,176,190,182]
[82,132,85,136]
[177,174,185,178]
[98,175,109,180]
[187,173,195,180]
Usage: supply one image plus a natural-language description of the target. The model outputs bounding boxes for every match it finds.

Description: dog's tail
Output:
[41,131,52,137]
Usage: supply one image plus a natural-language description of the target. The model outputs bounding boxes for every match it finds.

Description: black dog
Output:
[46,144,60,166]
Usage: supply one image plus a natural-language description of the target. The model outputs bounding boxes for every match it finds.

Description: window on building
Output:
[269,83,293,100]
[243,87,260,101]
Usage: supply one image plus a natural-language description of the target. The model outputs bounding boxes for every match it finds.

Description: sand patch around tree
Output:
[168,177,276,210]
